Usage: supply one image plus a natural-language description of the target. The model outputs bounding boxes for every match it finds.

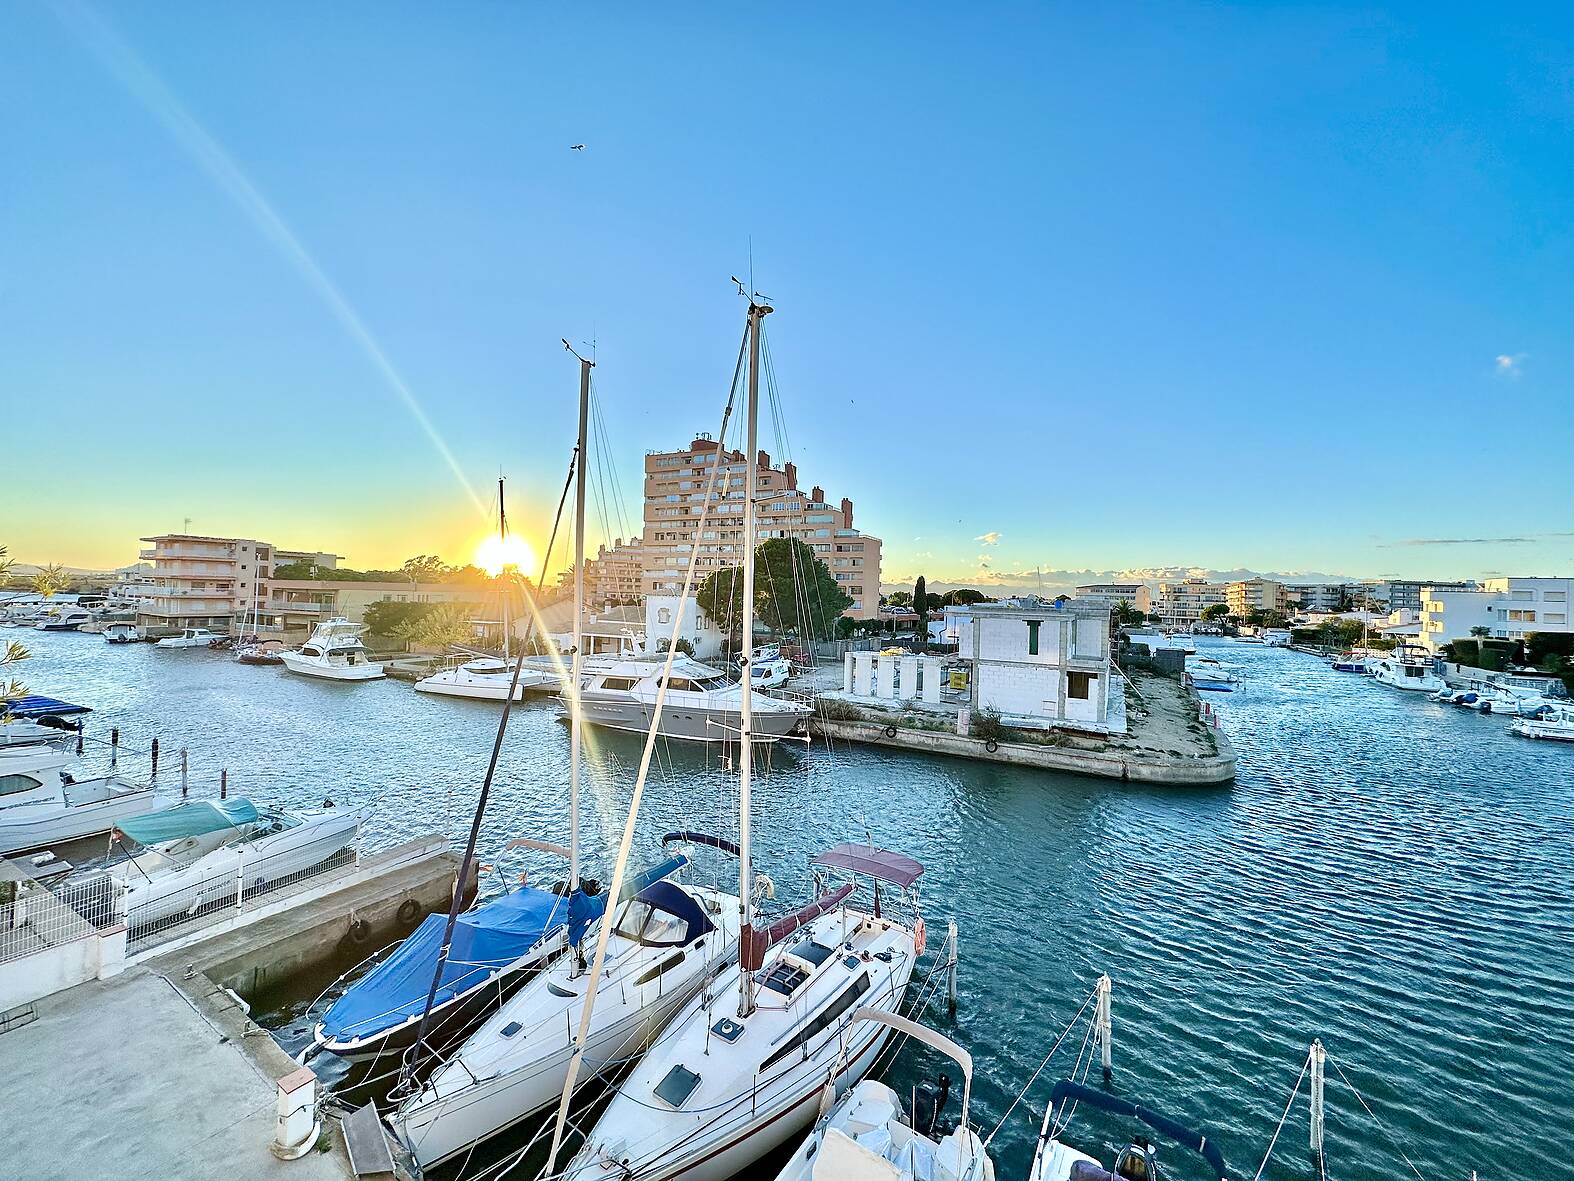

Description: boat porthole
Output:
[985,739,999,753]
[397,899,420,925]
[883,725,898,738]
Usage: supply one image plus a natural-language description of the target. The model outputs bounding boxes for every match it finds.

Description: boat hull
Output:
[279,653,385,681]
[413,670,554,701]
[0,781,155,856]
[578,695,807,743]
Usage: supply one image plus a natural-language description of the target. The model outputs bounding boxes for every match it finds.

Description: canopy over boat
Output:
[566,854,688,947]
[1049,1078,1227,1180]
[116,798,260,845]
[320,886,569,1044]
[813,842,925,889]
[1,695,92,720]
[662,830,741,857]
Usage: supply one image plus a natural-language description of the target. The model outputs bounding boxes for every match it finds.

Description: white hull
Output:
[580,695,807,743]
[1511,719,1574,742]
[0,779,154,855]
[280,652,385,681]
[414,668,554,701]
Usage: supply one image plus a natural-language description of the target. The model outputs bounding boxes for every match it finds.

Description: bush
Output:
[971,707,1006,743]
[815,697,863,722]
[1526,632,1574,667]
[1447,639,1479,667]
[364,600,438,636]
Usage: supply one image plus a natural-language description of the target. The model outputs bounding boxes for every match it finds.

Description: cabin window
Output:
[599,676,638,691]
[759,961,811,996]
[790,938,836,967]
[500,1022,523,1038]
[613,899,689,946]
[1068,671,1094,700]
[654,1064,702,1109]
[632,950,687,986]
[1026,620,1041,655]
[0,774,43,796]
[664,678,698,692]
[760,972,872,1073]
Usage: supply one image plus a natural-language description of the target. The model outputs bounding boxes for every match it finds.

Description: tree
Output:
[31,562,68,599]
[396,602,477,648]
[1112,601,1145,628]
[1200,603,1229,622]
[834,616,857,640]
[696,539,853,641]
[364,599,439,636]
[0,547,28,701]
[885,590,912,608]
[941,588,988,606]
[1469,626,1490,640]
[401,554,449,586]
[654,636,696,657]
[912,576,927,626]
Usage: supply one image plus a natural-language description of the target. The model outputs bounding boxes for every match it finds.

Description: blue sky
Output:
[4,2,1571,589]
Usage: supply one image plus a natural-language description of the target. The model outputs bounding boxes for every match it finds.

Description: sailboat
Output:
[387,353,742,1169]
[415,481,556,701]
[557,298,926,1181]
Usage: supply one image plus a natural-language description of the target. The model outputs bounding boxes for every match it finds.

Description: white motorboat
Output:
[103,622,141,644]
[1456,686,1526,714]
[774,1009,993,1181]
[1510,703,1574,743]
[280,618,385,681]
[1370,645,1446,694]
[389,847,741,1170]
[1185,656,1242,692]
[1261,628,1291,647]
[1,602,45,627]
[415,655,554,701]
[155,627,220,649]
[35,606,93,631]
[575,656,810,743]
[103,796,370,932]
[1123,628,1194,655]
[0,743,155,855]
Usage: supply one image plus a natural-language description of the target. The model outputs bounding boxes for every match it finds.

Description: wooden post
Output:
[110,727,120,769]
[180,748,189,798]
[220,768,228,799]
[150,737,159,778]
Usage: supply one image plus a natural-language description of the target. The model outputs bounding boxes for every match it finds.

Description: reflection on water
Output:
[17,632,1573,1179]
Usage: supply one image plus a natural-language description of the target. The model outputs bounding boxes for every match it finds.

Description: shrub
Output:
[971,707,1006,743]
[814,697,863,722]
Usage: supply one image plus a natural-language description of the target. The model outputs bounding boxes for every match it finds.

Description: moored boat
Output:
[1510,703,1574,743]
[280,618,385,681]
[576,655,810,743]
[0,742,154,855]
[155,627,220,649]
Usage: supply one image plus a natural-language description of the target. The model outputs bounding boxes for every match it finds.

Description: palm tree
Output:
[0,546,29,702]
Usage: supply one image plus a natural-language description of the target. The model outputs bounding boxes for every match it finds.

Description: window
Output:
[1508,610,1536,622]
[759,961,811,996]
[598,676,639,691]
[613,898,689,946]
[0,774,43,796]
[760,972,872,1073]
[1545,592,1566,603]
[632,950,687,986]
[1026,620,1041,656]
[1546,613,1566,624]
[1068,671,1094,700]
[654,1064,703,1109]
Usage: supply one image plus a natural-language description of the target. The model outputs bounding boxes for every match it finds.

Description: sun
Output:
[475,534,537,577]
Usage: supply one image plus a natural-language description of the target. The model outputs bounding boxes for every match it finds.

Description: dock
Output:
[1,837,469,1180]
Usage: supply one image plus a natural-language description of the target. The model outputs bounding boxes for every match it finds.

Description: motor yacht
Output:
[101,796,369,933]
[415,654,555,701]
[1510,703,1574,743]
[0,743,155,855]
[155,627,220,649]
[1370,645,1446,694]
[35,606,93,631]
[103,622,141,644]
[1185,655,1242,692]
[575,656,810,743]
[280,618,385,681]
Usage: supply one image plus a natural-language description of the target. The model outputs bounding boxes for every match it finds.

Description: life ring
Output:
[914,917,927,956]
[397,899,420,925]
[984,739,999,753]
[346,918,371,945]
[883,725,898,738]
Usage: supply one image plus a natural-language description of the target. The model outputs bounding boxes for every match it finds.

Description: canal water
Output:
[15,632,1572,1180]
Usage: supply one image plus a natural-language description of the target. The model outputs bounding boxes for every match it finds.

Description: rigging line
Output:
[1253,1048,1312,1181]
[1330,1056,1428,1181]
[542,317,751,1174]
[984,983,1101,1146]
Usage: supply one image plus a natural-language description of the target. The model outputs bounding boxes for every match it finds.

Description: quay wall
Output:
[809,717,1236,786]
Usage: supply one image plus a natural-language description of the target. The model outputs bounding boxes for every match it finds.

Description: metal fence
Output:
[0,861,110,967]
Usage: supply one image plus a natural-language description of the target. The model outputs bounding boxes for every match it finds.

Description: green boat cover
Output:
[117,798,260,845]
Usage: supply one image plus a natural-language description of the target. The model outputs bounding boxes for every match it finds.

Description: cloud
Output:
[974,532,1001,546]
[1495,353,1526,377]
[1382,536,1537,548]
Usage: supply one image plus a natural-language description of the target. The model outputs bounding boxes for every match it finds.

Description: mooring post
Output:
[180,747,189,798]
[1096,973,1113,1082]
[221,768,228,799]
[1310,1039,1326,1159]
[150,736,159,779]
[946,919,959,1015]
[110,726,120,768]
[76,727,84,756]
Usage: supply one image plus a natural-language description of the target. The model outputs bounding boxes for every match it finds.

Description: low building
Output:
[1285,582,1351,613]
[1418,577,1574,651]
[1151,579,1226,627]
[644,594,730,661]
[1226,578,1289,618]
[260,578,484,634]
[1073,583,1152,612]
[133,534,342,634]
[959,601,1118,732]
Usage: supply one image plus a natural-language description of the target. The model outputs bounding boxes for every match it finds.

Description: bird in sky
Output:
[569,144,585,151]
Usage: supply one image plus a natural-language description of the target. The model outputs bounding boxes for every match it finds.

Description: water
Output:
[14,631,1573,1179]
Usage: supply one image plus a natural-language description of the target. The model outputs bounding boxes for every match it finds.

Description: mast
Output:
[571,354,591,895]
[738,298,771,1019]
[497,478,511,661]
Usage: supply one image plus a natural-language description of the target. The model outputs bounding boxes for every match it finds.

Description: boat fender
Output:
[883,725,898,738]
[984,739,999,753]
[1480,702,1492,714]
[346,918,371,945]
[397,899,420,925]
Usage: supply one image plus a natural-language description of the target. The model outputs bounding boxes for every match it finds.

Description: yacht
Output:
[103,622,141,644]
[576,656,810,742]
[35,606,93,631]
[101,796,369,932]
[1370,645,1446,694]
[774,1010,993,1181]
[1510,703,1574,743]
[155,627,220,649]
[1030,1078,1226,1181]
[415,654,554,701]
[279,618,385,681]
[0,743,155,855]
[1185,655,1242,692]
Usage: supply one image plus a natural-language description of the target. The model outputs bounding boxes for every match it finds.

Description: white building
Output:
[960,602,1117,732]
[133,534,339,634]
[1151,579,1226,627]
[1286,583,1351,613]
[1419,577,1573,651]
[644,594,729,661]
[1073,583,1152,612]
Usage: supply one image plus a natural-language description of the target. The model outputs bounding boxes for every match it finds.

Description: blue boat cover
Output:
[567,854,689,948]
[0,695,92,718]
[116,798,260,845]
[320,886,568,1043]
[1049,1079,1227,1179]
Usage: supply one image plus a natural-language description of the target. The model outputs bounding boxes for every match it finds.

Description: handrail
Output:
[847,1005,973,1127]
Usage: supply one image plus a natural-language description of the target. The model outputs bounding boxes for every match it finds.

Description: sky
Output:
[4,2,1572,592]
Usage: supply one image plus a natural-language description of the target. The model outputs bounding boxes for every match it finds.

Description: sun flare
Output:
[474,534,536,577]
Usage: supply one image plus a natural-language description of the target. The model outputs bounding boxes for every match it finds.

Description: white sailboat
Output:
[558,299,925,1181]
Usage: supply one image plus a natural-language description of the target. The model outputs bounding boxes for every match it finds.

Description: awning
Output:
[1,695,93,719]
[813,842,925,888]
[116,798,260,845]
[1048,1079,1227,1181]
[567,854,689,948]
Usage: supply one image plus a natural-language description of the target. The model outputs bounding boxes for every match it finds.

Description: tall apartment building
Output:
[1226,577,1290,617]
[1365,579,1476,612]
[642,436,881,619]
[576,536,646,607]
[134,534,338,633]
[1286,583,1351,612]
[1418,576,1573,651]
[1151,579,1226,627]
[1073,583,1152,612]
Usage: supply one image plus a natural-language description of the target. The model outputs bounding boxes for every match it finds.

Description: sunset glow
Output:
[474,534,536,578]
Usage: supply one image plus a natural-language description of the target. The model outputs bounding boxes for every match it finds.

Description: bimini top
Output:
[567,854,689,947]
[813,842,925,889]
[1049,1078,1227,1181]
[0,695,92,719]
[116,798,260,845]
[319,886,568,1044]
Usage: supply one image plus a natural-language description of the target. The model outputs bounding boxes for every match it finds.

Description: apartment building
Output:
[1286,583,1351,613]
[1073,583,1152,612]
[1364,579,1476,612]
[574,536,646,607]
[642,436,881,620]
[1226,577,1290,618]
[1418,577,1574,651]
[1151,579,1226,627]
[133,534,340,633]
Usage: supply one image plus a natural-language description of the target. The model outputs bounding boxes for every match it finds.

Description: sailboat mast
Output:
[571,355,591,893]
[497,478,511,661]
[738,299,771,1019]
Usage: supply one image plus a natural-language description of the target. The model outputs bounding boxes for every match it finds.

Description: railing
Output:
[0,861,120,968]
